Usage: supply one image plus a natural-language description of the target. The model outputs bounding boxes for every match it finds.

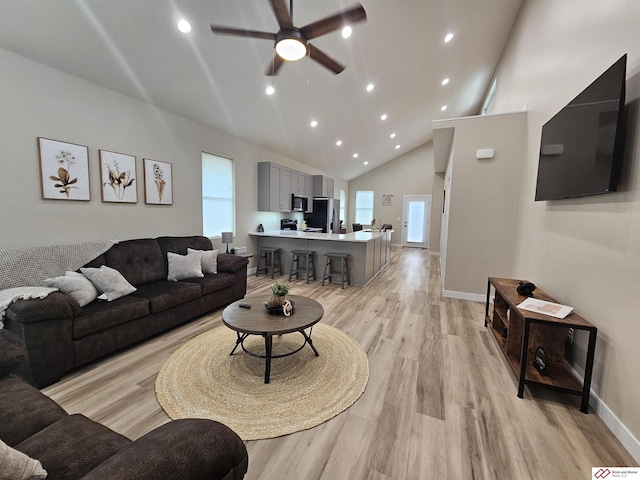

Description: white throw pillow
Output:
[0,438,47,480]
[187,248,219,274]
[43,271,99,307]
[80,266,137,301]
[167,252,204,281]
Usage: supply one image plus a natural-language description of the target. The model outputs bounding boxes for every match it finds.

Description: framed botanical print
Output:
[143,158,173,205]
[38,137,90,201]
[99,150,138,203]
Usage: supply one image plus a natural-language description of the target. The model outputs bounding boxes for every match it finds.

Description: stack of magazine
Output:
[517,298,574,319]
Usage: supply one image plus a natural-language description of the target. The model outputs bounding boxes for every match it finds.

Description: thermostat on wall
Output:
[476,148,495,159]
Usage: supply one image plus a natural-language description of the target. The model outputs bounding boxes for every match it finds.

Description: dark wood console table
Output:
[485,277,597,413]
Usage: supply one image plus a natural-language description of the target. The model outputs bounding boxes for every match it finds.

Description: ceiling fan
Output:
[210,0,367,76]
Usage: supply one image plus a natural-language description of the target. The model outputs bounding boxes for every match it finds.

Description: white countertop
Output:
[249,229,393,243]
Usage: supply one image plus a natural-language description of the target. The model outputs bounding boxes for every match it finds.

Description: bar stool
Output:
[289,249,316,283]
[322,252,351,288]
[256,247,283,278]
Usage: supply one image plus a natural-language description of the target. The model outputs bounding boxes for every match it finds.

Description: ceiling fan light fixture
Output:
[275,29,307,61]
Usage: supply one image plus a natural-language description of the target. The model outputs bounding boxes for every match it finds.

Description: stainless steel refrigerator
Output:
[304,198,340,233]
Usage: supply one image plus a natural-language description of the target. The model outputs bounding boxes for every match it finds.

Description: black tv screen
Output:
[535,54,627,201]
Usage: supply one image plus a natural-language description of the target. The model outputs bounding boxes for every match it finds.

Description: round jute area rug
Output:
[155,323,369,440]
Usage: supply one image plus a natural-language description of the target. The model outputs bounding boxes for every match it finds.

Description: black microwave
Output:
[291,194,308,212]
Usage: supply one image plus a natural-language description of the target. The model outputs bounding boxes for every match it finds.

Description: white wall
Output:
[348,142,439,249]
[0,48,340,263]
[435,112,528,299]
[487,0,640,459]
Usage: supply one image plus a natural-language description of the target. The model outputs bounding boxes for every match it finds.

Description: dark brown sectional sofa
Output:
[3,235,248,388]
[0,328,248,480]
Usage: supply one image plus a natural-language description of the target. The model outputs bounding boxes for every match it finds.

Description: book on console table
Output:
[516,298,574,319]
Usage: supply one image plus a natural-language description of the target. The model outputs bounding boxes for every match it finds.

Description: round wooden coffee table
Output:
[222,295,324,383]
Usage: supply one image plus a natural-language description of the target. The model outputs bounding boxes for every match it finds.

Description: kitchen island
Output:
[249,230,393,286]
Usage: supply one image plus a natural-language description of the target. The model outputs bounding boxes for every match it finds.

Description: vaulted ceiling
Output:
[0,0,522,180]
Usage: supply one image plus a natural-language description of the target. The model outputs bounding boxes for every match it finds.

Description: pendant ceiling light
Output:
[275,29,307,61]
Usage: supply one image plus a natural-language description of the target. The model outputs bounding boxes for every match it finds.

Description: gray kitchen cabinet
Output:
[291,170,311,196]
[312,175,334,198]
[305,175,313,199]
[258,162,292,212]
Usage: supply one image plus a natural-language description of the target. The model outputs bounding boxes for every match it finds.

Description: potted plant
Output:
[266,281,290,308]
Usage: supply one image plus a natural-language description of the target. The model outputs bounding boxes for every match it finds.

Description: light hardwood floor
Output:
[43,248,637,479]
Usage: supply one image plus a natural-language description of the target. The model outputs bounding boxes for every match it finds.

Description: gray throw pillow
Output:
[167,252,204,281]
[80,266,137,301]
[187,248,219,274]
[43,271,99,307]
[0,438,47,480]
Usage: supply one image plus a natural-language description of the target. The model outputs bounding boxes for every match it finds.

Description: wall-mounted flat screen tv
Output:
[535,54,627,201]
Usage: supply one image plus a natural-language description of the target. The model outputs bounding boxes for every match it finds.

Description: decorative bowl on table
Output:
[264,300,295,316]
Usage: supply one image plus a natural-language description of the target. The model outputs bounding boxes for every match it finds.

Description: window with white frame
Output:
[339,189,346,225]
[354,190,374,225]
[202,152,234,237]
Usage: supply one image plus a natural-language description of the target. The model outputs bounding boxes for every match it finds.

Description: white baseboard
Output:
[564,363,640,463]
[247,266,257,275]
[442,289,486,302]
[591,390,640,463]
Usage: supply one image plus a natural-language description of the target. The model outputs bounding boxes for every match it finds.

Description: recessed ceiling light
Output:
[441,105,447,111]
[442,78,450,86]
[310,120,318,127]
[336,140,342,146]
[380,114,388,121]
[364,161,369,165]
[395,145,400,150]
[341,26,352,39]
[265,85,275,95]
[353,153,359,158]
[366,83,374,92]
[177,19,191,33]
[390,133,396,138]
[444,33,454,43]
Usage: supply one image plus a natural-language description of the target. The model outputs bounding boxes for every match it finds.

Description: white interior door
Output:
[401,195,431,248]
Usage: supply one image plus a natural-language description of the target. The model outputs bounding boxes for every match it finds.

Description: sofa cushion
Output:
[103,239,166,286]
[17,414,131,480]
[0,376,67,447]
[156,236,212,256]
[0,438,47,480]
[73,296,151,339]
[43,271,99,307]
[167,252,203,281]
[183,273,236,296]
[80,419,249,480]
[187,248,219,274]
[80,266,137,302]
[132,281,201,314]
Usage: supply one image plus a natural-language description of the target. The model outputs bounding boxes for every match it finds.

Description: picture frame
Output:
[38,137,90,201]
[382,194,394,206]
[143,158,173,205]
[99,150,138,203]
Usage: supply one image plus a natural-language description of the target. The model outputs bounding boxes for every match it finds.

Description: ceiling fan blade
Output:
[268,0,293,29]
[300,4,367,40]
[210,24,276,40]
[265,55,285,76]
[308,44,345,75]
